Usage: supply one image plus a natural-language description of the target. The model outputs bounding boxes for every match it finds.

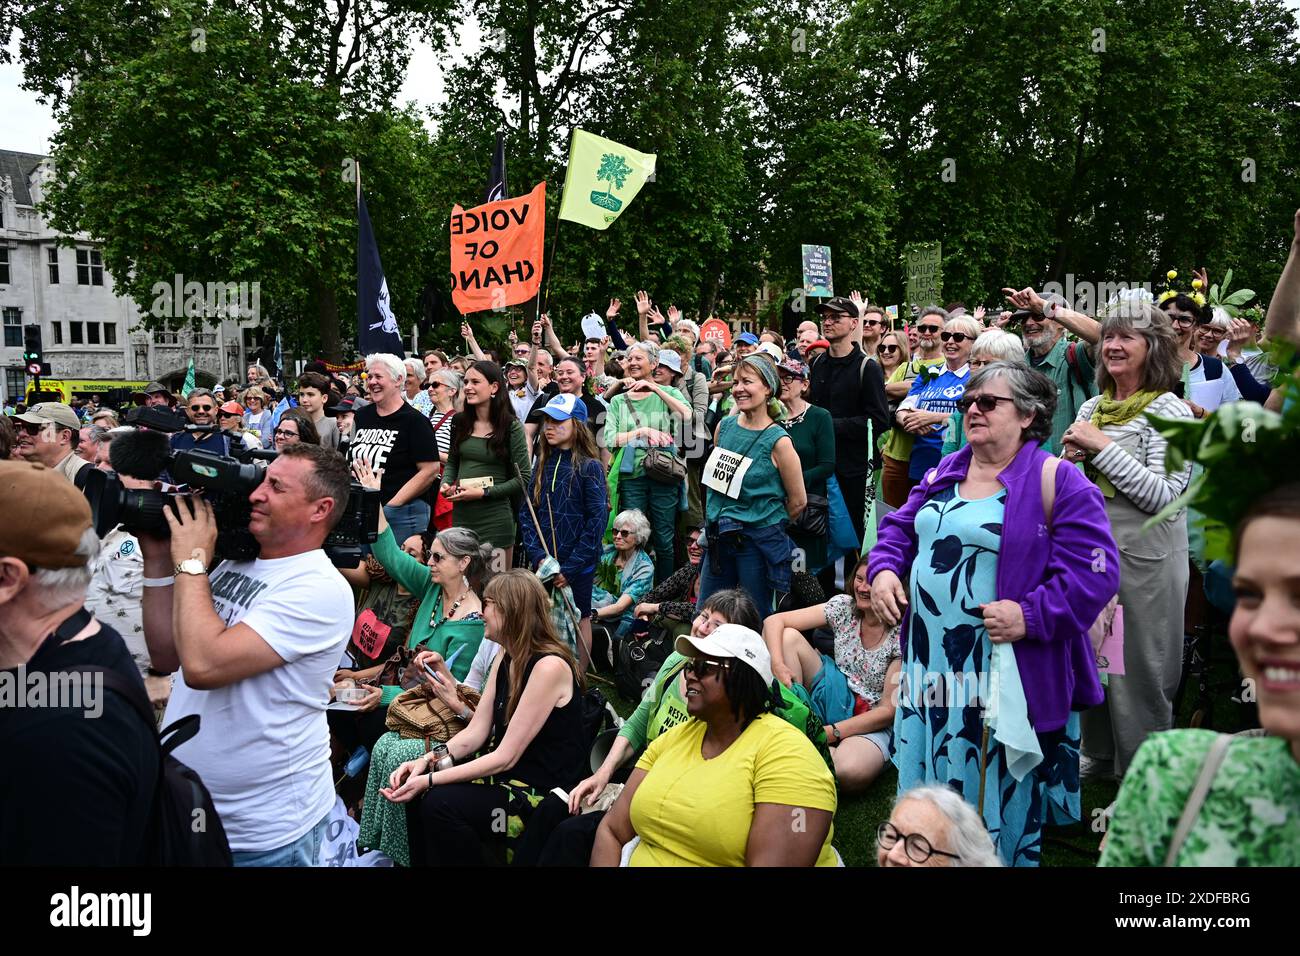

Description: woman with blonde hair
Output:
[380,570,587,865]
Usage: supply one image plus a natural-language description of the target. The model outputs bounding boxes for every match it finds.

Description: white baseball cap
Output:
[675,624,774,687]
[756,342,784,362]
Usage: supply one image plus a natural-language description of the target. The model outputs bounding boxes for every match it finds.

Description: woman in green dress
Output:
[441,360,532,567]
[1101,483,1300,866]
[778,358,835,575]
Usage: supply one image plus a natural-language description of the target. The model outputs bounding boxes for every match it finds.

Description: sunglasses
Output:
[940,332,970,343]
[876,822,961,864]
[425,382,443,390]
[917,325,942,334]
[863,318,882,327]
[684,657,731,679]
[880,345,900,354]
[957,394,1016,414]
[428,551,447,563]
[273,428,298,439]
[219,411,240,418]
[612,527,635,537]
[190,404,215,412]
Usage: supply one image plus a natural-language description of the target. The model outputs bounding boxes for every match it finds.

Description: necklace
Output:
[430,579,470,628]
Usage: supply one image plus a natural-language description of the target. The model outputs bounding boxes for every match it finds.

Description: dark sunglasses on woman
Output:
[880,345,900,354]
[683,657,731,679]
[940,332,970,343]
[957,394,1016,414]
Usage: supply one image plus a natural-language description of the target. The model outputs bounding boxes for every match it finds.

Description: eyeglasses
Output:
[190,404,214,412]
[863,318,882,327]
[428,551,447,563]
[1168,312,1209,326]
[876,822,961,864]
[957,394,1017,414]
[917,324,942,334]
[778,374,799,384]
[880,345,900,354]
[273,428,298,439]
[514,349,531,357]
[612,528,635,537]
[940,332,971,343]
[683,657,731,679]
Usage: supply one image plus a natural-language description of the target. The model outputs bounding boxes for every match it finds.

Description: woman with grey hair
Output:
[941,330,1027,456]
[870,364,1120,865]
[1063,302,1193,782]
[896,313,982,488]
[591,508,657,638]
[603,342,692,583]
[878,785,1003,867]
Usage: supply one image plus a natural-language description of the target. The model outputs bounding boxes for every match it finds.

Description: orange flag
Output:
[450,181,546,314]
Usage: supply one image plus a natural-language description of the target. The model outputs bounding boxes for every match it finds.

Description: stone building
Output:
[0,149,254,403]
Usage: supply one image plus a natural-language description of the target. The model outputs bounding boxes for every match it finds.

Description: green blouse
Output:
[372,526,485,706]
[442,418,531,549]
[1100,729,1300,867]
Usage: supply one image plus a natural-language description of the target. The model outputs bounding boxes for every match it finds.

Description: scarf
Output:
[1089,388,1162,429]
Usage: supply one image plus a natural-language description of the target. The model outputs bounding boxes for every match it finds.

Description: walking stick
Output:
[515,464,583,638]
[977,724,991,819]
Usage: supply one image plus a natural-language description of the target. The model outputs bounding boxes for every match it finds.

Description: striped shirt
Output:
[1077,392,1193,515]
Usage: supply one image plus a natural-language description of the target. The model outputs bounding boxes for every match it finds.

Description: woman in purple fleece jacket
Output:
[869,364,1119,866]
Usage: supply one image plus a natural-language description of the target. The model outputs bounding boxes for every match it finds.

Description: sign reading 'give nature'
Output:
[450,181,546,314]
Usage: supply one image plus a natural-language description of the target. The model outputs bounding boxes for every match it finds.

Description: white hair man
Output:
[0,461,160,864]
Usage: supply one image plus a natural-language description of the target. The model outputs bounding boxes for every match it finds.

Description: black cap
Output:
[818,296,858,317]
[327,397,359,414]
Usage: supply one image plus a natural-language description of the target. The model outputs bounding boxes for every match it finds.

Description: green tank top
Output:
[704,416,787,527]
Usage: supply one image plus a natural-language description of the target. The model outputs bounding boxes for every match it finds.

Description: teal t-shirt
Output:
[704,416,787,527]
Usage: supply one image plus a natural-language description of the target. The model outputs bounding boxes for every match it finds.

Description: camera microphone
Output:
[109,427,173,481]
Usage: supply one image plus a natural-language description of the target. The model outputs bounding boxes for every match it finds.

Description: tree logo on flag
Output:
[592,153,632,212]
[370,277,399,335]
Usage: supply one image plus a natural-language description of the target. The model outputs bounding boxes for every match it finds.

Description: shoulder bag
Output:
[625,395,687,485]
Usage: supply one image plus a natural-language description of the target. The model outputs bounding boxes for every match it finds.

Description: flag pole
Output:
[356,159,362,209]
[540,195,563,316]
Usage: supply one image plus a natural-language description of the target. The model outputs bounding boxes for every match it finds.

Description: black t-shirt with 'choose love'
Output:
[348,400,439,504]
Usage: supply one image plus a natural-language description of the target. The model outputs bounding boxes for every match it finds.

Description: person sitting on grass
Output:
[878,785,1003,868]
[762,554,901,793]
[591,622,839,866]
[591,508,656,640]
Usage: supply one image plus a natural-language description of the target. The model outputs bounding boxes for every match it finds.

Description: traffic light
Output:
[22,325,46,377]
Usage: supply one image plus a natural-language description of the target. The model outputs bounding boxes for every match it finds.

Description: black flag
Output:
[484,132,508,204]
[357,192,405,357]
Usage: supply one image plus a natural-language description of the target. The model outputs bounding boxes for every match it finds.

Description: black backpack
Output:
[71,666,232,866]
[613,623,676,702]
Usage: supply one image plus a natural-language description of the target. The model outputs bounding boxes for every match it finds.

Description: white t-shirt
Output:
[163,549,353,853]
[1188,356,1241,413]
[85,527,147,673]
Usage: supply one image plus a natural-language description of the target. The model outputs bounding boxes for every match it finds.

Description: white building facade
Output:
[0,149,256,403]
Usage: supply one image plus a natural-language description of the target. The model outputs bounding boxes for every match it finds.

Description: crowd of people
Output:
[3,209,1300,869]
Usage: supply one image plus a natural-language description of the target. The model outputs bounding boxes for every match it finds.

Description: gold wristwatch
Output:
[175,558,207,576]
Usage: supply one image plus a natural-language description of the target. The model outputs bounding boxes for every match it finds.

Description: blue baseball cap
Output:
[735,332,760,346]
[539,392,588,423]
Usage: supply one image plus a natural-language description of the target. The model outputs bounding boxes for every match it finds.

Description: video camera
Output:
[82,426,380,567]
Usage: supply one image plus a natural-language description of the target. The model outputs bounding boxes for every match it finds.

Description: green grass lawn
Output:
[591,621,1250,867]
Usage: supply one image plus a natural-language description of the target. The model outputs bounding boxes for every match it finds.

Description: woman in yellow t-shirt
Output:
[591,625,838,867]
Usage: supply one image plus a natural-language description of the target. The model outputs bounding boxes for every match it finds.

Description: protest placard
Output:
[801,244,834,297]
[450,181,546,314]
[905,243,942,308]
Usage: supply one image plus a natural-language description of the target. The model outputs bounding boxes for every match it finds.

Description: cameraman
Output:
[0,461,158,865]
[139,443,354,866]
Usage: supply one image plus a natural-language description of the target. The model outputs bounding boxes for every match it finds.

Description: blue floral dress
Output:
[893,485,1081,867]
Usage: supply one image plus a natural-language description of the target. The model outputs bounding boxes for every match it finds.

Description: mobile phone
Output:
[422,662,445,686]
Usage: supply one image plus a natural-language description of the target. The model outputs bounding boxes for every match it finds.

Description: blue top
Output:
[519,448,609,580]
[904,364,969,479]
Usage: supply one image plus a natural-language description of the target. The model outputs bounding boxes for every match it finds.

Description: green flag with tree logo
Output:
[558,129,657,230]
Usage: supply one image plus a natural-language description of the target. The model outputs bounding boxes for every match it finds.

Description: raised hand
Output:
[1002,286,1047,315]
[635,290,652,316]
[532,320,543,344]
[850,289,868,316]
[606,298,621,319]
[973,305,987,322]
[667,305,681,324]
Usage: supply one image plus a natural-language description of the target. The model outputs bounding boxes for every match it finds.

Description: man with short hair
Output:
[1011,290,1101,455]
[860,304,888,361]
[296,371,340,451]
[136,381,174,408]
[808,296,890,551]
[0,461,159,864]
[13,402,89,483]
[170,388,230,455]
[78,425,107,463]
[141,443,354,865]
